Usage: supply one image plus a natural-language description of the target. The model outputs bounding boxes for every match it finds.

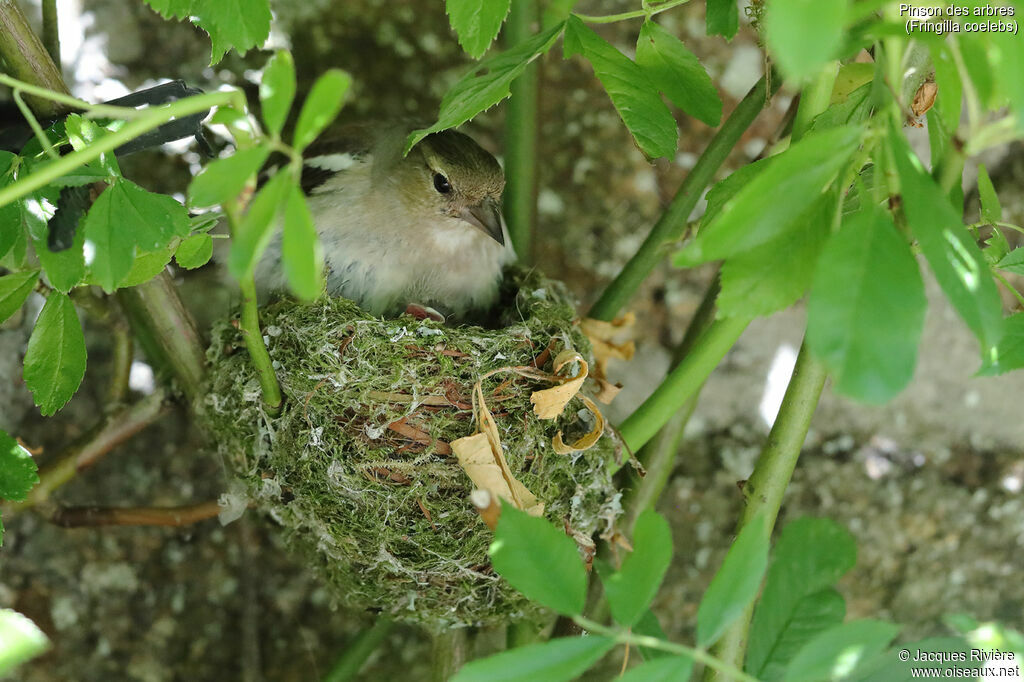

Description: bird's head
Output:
[399,130,506,245]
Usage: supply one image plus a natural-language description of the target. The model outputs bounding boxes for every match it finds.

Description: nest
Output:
[199,267,623,628]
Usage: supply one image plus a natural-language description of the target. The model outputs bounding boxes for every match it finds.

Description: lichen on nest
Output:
[199,266,623,628]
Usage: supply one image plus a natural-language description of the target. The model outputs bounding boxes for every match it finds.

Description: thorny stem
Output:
[322,618,397,682]
[588,73,780,321]
[50,500,222,527]
[503,0,540,261]
[575,0,692,23]
[573,616,759,682]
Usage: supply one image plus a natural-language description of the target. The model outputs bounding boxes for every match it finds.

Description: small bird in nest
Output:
[255,124,515,321]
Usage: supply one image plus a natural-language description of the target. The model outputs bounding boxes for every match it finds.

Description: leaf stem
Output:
[12,90,58,159]
[993,270,1024,310]
[588,73,779,321]
[573,615,759,682]
[322,618,396,682]
[237,275,284,416]
[575,0,692,24]
[503,0,540,261]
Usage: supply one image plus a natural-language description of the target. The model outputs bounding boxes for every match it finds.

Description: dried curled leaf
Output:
[452,383,544,517]
[581,313,636,379]
[531,350,588,419]
[552,395,606,454]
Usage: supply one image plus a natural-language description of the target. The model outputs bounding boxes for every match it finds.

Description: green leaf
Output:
[0,270,40,324]
[706,0,738,39]
[983,225,1009,265]
[282,185,325,300]
[0,609,50,676]
[446,0,512,59]
[228,171,290,280]
[144,0,272,64]
[23,293,87,416]
[891,129,1004,352]
[958,36,994,108]
[563,16,677,159]
[977,164,1002,224]
[634,610,672,661]
[451,636,615,682]
[765,0,848,81]
[635,21,721,126]
[784,620,900,682]
[175,234,214,270]
[188,147,271,209]
[601,509,673,627]
[32,218,85,294]
[848,637,972,682]
[619,655,694,682]
[806,208,927,403]
[978,313,1024,376]
[677,125,863,265]
[118,247,174,287]
[996,247,1024,275]
[293,70,352,152]
[696,514,770,648]
[747,518,858,679]
[989,31,1024,129]
[260,51,297,137]
[0,430,39,502]
[406,23,565,152]
[811,84,873,132]
[700,159,772,230]
[0,222,27,270]
[717,192,832,319]
[928,43,962,135]
[490,504,588,616]
[65,115,121,177]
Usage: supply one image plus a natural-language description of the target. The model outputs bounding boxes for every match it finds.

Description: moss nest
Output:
[199,267,622,628]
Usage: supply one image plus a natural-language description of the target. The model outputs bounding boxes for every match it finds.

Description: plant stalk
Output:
[588,73,779,322]
[503,0,539,261]
[323,618,396,682]
[237,275,283,415]
[41,0,59,68]
[430,629,467,682]
[0,0,69,117]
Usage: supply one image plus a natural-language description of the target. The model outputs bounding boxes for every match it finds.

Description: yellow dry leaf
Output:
[531,350,587,419]
[581,313,636,379]
[552,395,606,454]
[452,383,544,517]
[592,376,622,405]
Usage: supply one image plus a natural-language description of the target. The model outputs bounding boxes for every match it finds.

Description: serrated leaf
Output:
[891,128,1004,352]
[188,147,271,209]
[996,247,1024,275]
[978,313,1024,376]
[33,228,85,294]
[765,0,848,81]
[229,172,290,279]
[65,115,121,177]
[564,16,677,159]
[600,509,673,627]
[260,51,296,137]
[447,0,512,59]
[706,0,738,39]
[696,514,770,648]
[811,83,872,132]
[175,233,214,270]
[451,636,615,682]
[0,429,39,502]
[807,207,926,404]
[490,504,588,616]
[0,270,40,323]
[747,518,858,679]
[677,125,863,265]
[619,655,694,682]
[407,23,565,152]
[0,609,50,675]
[119,247,174,287]
[717,192,832,319]
[193,0,271,64]
[977,164,1002,224]
[784,620,900,682]
[635,21,721,126]
[23,293,87,416]
[282,184,324,300]
[293,70,352,152]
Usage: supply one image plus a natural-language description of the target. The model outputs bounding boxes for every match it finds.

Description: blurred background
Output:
[1,0,1023,679]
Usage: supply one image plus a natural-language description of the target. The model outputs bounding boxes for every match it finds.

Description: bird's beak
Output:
[459,197,504,246]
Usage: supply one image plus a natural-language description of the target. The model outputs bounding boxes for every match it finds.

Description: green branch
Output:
[0,0,69,117]
[503,0,540,261]
[41,0,59,67]
[323,618,396,682]
[589,74,779,321]
[238,275,283,415]
[0,73,153,120]
[575,0,692,23]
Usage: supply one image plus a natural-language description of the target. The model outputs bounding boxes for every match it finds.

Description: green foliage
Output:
[141,0,272,64]
[784,620,900,682]
[697,514,770,647]
[600,509,673,627]
[563,16,677,159]
[635,21,722,126]
[293,69,352,152]
[281,184,325,300]
[619,655,694,681]
[747,518,857,679]
[807,208,927,404]
[0,429,39,545]
[976,164,1002,224]
[0,609,50,676]
[705,0,738,39]
[451,636,615,682]
[227,171,290,280]
[490,504,587,617]
[174,234,214,270]
[765,0,848,81]
[187,147,271,209]
[446,0,512,59]
[260,51,297,137]
[22,293,86,416]
[0,269,39,323]
[978,313,1024,376]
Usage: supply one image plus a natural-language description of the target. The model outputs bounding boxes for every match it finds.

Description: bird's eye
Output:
[433,173,452,194]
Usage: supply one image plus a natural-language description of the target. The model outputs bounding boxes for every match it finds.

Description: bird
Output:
[254,124,515,321]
